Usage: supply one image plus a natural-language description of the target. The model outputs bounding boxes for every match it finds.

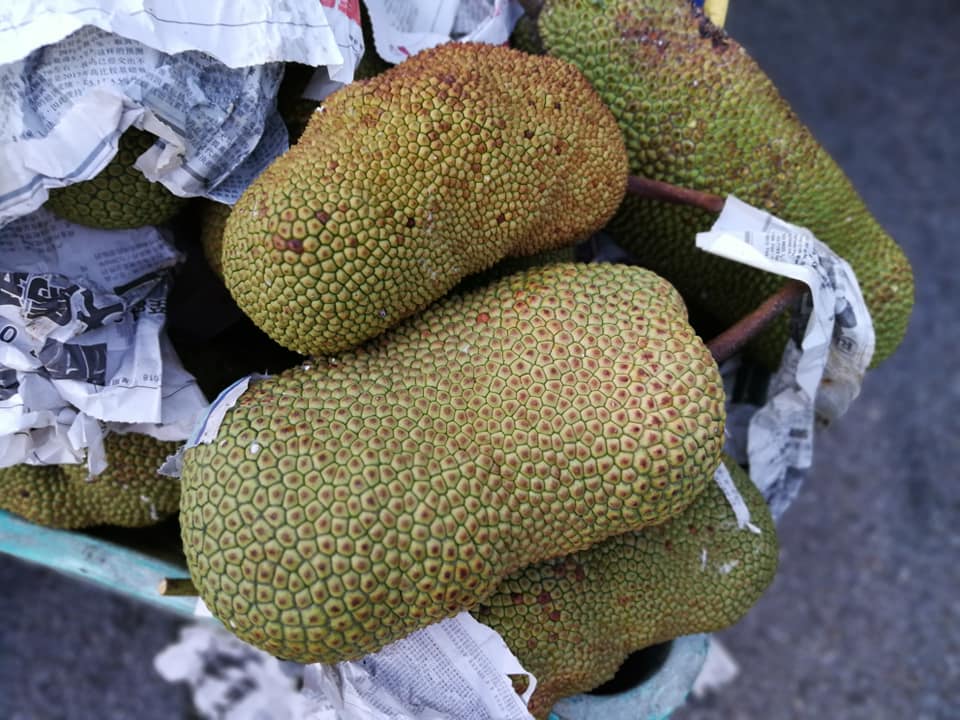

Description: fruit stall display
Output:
[0,1,913,718]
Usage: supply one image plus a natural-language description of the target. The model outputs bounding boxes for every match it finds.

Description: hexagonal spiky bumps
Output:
[538,0,914,368]
[45,128,187,229]
[0,433,180,528]
[474,456,778,718]
[180,262,726,664]
[222,41,628,356]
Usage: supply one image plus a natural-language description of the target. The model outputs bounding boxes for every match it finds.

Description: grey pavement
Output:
[1,0,957,718]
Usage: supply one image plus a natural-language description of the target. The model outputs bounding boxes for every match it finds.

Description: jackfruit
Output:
[277,4,390,143]
[474,456,778,718]
[198,200,232,282]
[45,127,187,229]
[221,42,628,356]
[0,433,179,529]
[180,262,725,664]
[454,245,578,295]
[538,0,914,368]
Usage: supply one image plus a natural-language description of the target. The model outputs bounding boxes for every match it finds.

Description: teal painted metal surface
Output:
[1,508,708,717]
[547,635,709,720]
[0,509,196,618]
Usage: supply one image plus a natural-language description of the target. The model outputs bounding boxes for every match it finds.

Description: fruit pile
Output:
[0,1,913,717]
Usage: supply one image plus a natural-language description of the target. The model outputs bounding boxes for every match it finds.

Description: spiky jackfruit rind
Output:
[45,128,187,230]
[539,0,913,369]
[476,457,778,719]
[0,433,180,529]
[278,4,391,143]
[198,200,233,282]
[222,41,628,356]
[180,262,726,664]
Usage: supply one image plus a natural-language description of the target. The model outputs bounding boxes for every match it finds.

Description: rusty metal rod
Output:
[706,280,809,364]
[626,175,727,214]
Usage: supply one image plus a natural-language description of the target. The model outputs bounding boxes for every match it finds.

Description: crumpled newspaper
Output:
[0,0,364,468]
[156,609,535,720]
[0,209,208,472]
[0,1,361,226]
[698,195,875,518]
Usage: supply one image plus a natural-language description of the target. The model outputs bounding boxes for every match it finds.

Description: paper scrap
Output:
[698,195,875,517]
[364,0,524,64]
[0,208,206,470]
[301,613,535,720]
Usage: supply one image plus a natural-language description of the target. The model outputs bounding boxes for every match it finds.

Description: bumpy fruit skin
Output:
[475,457,778,718]
[278,4,390,143]
[538,0,914,368]
[46,128,187,229]
[455,245,578,295]
[180,263,725,664]
[0,433,180,529]
[222,41,628,356]
[198,200,233,282]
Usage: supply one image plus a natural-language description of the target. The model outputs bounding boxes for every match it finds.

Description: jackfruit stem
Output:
[707,279,808,364]
[158,577,199,597]
[626,175,726,214]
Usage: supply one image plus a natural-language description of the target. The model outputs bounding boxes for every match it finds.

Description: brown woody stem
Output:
[707,280,808,364]
[626,175,726,214]
[158,577,199,597]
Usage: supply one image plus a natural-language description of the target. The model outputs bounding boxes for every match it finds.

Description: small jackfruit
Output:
[0,433,179,529]
[474,457,778,718]
[538,0,914,368]
[180,262,725,664]
[45,127,187,229]
[222,41,628,356]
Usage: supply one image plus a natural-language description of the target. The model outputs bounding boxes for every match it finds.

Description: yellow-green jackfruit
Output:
[46,128,187,230]
[538,0,914,368]
[277,4,390,143]
[0,433,179,529]
[475,457,778,718]
[222,42,628,356]
[180,262,725,664]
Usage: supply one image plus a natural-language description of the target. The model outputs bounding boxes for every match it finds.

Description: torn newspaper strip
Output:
[697,195,875,517]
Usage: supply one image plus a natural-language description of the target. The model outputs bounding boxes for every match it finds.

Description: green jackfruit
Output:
[222,41,628,356]
[475,456,777,718]
[0,433,179,529]
[538,0,914,368]
[454,245,578,295]
[46,128,187,229]
[198,200,233,282]
[278,4,390,143]
[180,262,725,664]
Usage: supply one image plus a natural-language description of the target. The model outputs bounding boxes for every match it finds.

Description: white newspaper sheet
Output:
[157,607,535,720]
[0,1,364,226]
[697,195,875,517]
[0,208,207,472]
[363,0,524,64]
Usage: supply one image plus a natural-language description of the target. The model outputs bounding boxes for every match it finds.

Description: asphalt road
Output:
[1,0,957,718]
